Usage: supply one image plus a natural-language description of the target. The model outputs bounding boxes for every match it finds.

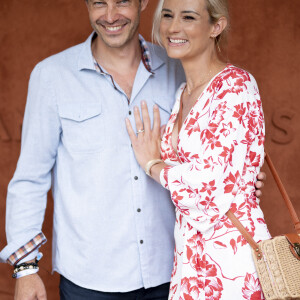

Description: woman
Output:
[126,0,270,299]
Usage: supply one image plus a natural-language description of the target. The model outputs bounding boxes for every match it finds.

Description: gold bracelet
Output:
[144,159,164,177]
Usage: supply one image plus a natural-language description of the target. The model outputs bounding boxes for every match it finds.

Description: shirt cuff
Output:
[16,249,40,265]
[160,165,172,190]
[7,233,47,266]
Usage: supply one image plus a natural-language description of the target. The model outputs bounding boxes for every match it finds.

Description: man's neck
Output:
[92,34,142,74]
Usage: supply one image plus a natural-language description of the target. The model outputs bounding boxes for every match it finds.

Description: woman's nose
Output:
[168,17,181,34]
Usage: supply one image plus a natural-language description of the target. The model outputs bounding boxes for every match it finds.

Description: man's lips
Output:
[103,24,126,32]
[96,20,128,33]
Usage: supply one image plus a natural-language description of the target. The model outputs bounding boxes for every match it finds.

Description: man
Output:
[0,0,265,299]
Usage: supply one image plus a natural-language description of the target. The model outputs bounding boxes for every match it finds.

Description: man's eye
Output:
[94,1,105,6]
[118,0,129,4]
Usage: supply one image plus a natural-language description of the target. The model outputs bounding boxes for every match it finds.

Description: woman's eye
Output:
[118,0,129,4]
[162,13,173,19]
[183,15,195,20]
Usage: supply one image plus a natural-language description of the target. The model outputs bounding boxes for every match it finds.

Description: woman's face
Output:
[159,0,215,61]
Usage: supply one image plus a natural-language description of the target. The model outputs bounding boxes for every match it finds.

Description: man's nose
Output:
[105,4,118,23]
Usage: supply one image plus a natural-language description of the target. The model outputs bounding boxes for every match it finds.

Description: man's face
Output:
[86,0,148,49]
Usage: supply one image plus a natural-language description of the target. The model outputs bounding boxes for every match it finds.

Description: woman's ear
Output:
[210,17,228,38]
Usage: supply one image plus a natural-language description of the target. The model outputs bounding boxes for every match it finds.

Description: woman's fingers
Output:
[130,102,161,140]
[125,103,162,169]
[125,118,137,143]
[152,104,161,136]
[141,101,151,133]
[133,106,144,134]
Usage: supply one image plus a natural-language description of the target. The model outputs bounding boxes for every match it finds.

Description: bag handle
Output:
[226,210,263,259]
[264,152,300,233]
[225,151,300,259]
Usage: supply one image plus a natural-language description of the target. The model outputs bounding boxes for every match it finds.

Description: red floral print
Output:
[242,273,264,300]
[160,65,269,299]
[205,278,223,300]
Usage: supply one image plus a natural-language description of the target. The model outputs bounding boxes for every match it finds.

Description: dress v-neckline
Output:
[170,64,231,157]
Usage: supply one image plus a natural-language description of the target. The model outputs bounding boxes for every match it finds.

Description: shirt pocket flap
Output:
[59,103,102,122]
[154,100,172,115]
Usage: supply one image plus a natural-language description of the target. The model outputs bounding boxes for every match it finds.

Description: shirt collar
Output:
[77,32,97,71]
[138,34,153,73]
[78,32,164,73]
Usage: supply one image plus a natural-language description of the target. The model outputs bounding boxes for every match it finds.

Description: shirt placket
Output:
[93,44,154,287]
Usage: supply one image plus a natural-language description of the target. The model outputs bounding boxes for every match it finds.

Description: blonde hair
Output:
[152,0,229,47]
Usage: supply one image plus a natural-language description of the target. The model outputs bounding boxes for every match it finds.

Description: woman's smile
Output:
[168,37,188,46]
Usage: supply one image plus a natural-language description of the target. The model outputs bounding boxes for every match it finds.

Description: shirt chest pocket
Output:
[58,103,105,153]
[153,99,173,125]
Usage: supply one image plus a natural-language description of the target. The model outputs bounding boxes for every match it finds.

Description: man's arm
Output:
[0,62,61,298]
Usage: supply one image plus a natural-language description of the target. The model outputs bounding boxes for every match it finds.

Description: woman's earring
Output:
[215,37,221,53]
[212,35,221,53]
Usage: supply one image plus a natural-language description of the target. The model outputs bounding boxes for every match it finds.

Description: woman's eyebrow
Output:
[181,10,200,16]
[162,8,172,12]
[162,8,200,16]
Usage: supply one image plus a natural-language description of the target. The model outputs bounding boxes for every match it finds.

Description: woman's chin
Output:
[165,49,186,60]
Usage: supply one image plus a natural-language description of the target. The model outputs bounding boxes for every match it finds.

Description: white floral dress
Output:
[160,65,271,300]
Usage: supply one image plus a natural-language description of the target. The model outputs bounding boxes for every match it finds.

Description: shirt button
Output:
[137,208,141,212]
[140,240,144,244]
[134,176,138,180]
[129,111,132,115]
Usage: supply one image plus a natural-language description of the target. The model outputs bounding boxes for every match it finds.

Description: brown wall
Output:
[0,0,299,299]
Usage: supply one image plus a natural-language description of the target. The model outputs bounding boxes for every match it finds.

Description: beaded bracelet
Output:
[12,261,39,278]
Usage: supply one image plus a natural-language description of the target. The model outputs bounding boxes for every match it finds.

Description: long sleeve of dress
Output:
[160,71,264,234]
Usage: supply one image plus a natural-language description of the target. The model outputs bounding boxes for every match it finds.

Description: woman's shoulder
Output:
[218,64,258,88]
[210,64,259,98]
[208,65,261,109]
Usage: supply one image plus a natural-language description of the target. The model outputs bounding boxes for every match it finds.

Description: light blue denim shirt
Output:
[0,33,185,292]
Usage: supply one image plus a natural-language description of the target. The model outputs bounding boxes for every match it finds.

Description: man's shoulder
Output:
[35,39,87,73]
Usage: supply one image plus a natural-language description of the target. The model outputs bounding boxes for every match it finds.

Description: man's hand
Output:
[255,171,266,198]
[15,273,47,300]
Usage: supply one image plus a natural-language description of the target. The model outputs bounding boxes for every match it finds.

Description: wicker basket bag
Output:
[226,152,300,300]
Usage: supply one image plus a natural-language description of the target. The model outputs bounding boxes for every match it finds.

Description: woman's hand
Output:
[126,101,162,170]
[125,101,267,192]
